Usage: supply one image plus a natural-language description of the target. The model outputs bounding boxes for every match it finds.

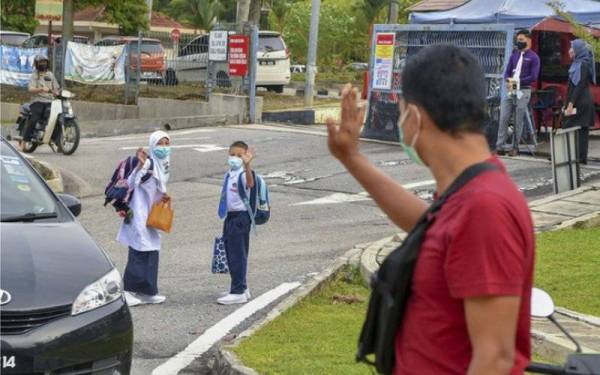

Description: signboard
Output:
[35,0,63,21]
[550,127,581,193]
[228,34,249,76]
[209,30,228,62]
[372,33,395,90]
[0,46,48,87]
[170,29,181,43]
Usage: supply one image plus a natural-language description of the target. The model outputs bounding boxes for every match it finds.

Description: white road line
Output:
[402,179,436,189]
[292,180,436,206]
[120,143,216,150]
[152,282,301,375]
[193,145,227,153]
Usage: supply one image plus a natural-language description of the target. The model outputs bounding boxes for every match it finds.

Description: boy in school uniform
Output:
[217,141,255,305]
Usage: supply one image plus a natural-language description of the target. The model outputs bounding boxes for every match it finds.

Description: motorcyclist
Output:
[22,55,59,150]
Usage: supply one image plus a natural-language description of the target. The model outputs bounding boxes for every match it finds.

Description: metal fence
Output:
[2,24,258,122]
[361,24,515,142]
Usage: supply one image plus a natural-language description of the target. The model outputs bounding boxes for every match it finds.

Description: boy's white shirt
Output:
[226,168,250,212]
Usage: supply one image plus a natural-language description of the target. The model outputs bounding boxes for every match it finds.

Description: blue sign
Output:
[0,45,48,87]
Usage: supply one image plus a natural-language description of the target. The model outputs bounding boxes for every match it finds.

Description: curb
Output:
[210,243,369,375]
[22,154,64,193]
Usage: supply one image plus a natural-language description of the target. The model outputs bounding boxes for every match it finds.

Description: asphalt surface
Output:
[21,124,600,374]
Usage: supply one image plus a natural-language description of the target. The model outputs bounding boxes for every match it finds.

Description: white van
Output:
[169,31,290,92]
[256,31,291,93]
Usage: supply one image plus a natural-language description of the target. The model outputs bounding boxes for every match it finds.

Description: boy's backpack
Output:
[104,156,154,208]
[238,171,270,226]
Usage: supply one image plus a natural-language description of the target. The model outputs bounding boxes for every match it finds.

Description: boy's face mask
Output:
[228,156,243,171]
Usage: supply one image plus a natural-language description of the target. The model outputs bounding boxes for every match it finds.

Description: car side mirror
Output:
[58,194,81,217]
[531,288,555,318]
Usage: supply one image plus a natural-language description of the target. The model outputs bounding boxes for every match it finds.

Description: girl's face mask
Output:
[153,146,171,160]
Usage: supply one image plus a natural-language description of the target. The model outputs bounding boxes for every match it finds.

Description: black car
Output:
[0,138,133,374]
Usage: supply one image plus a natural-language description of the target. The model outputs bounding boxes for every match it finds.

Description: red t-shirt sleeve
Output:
[444,192,528,299]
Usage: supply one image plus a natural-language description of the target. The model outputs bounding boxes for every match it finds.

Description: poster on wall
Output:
[372,33,396,90]
[0,46,48,87]
[64,42,126,84]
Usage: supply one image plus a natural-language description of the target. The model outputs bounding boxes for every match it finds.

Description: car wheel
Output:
[269,85,284,94]
[164,68,178,86]
[216,71,231,88]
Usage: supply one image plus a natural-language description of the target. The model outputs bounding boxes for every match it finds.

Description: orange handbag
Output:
[147,200,174,233]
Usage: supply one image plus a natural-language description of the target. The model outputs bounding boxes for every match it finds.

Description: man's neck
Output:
[425,135,492,195]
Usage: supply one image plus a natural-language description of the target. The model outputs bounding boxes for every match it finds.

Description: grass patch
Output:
[260,92,339,111]
[233,266,373,375]
[291,70,364,86]
[535,226,600,316]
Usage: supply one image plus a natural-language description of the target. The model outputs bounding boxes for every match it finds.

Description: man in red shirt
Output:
[326,45,535,375]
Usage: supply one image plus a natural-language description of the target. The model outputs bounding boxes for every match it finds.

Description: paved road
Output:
[24,124,600,374]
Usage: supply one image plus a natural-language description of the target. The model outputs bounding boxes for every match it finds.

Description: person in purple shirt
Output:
[496,29,541,156]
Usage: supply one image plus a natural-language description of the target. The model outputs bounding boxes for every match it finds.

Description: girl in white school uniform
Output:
[118,130,172,306]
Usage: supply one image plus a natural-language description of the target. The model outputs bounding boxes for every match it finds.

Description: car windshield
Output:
[0,142,60,222]
[259,35,285,53]
[0,34,29,46]
[128,42,163,54]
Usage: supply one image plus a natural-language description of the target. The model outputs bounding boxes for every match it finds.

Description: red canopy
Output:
[531,17,600,38]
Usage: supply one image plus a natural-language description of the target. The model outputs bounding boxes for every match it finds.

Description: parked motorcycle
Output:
[527,288,600,374]
[14,87,80,155]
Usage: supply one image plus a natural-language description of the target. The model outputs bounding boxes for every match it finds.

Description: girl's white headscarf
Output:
[149,130,170,193]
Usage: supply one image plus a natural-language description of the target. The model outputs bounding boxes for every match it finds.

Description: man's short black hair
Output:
[401,45,486,135]
[516,29,531,39]
[230,141,248,150]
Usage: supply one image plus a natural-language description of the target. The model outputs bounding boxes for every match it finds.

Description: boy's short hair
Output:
[230,141,248,150]
[401,45,486,135]
[516,29,531,39]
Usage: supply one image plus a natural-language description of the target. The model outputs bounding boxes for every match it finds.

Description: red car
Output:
[95,36,166,83]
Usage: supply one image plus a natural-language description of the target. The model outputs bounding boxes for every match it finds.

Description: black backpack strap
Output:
[425,162,500,218]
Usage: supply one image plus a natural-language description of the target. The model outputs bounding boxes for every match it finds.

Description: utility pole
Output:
[388,0,399,24]
[304,0,321,108]
[146,0,153,26]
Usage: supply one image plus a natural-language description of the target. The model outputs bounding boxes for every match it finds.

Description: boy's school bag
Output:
[238,171,270,226]
[104,156,154,208]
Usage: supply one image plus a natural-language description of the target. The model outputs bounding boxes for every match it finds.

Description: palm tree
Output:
[170,0,221,32]
[270,0,291,33]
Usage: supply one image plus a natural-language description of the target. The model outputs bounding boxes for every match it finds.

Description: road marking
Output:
[292,180,436,206]
[120,143,219,151]
[193,145,227,153]
[152,282,301,375]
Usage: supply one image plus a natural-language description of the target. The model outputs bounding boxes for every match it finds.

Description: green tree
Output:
[168,0,221,32]
[283,1,363,66]
[75,0,149,34]
[269,0,292,33]
[548,0,600,61]
[1,0,38,34]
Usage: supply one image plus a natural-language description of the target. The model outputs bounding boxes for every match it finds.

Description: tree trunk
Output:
[237,0,251,24]
[249,0,261,26]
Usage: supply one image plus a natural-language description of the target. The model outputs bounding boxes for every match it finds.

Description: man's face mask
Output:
[397,103,425,166]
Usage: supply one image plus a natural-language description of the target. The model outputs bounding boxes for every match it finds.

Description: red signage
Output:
[228,34,249,77]
[170,29,181,43]
[375,33,395,45]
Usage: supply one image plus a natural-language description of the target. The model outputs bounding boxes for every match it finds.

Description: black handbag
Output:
[356,162,499,375]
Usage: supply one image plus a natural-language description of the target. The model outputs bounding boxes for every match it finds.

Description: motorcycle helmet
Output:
[34,55,49,72]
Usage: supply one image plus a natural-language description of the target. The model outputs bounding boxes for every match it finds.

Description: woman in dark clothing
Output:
[564,39,596,164]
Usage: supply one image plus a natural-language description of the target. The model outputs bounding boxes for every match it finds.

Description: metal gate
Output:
[362,24,515,142]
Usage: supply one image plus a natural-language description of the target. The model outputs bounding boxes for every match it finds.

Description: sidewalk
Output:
[360,183,600,358]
